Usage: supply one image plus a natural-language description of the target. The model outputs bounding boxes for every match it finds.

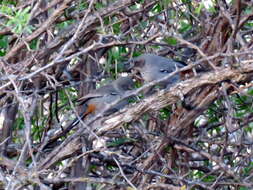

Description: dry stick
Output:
[43,176,124,186]
[1,61,41,189]
[5,80,36,190]
[57,32,161,63]
[220,3,247,51]
[38,63,253,171]
[113,156,138,190]
[29,0,45,20]
[37,66,190,169]
[4,0,72,61]
[97,66,251,134]
[238,11,253,29]
[0,1,251,187]
[5,32,250,171]
[40,0,99,146]
[55,148,106,178]
[144,184,182,190]
[43,61,194,150]
[34,0,64,18]
[131,87,220,183]
[0,168,7,187]
[172,136,238,180]
[0,81,11,91]
[54,0,96,62]
[16,49,252,126]
[39,75,249,186]
[210,171,226,189]
[0,49,251,91]
[173,35,218,70]
[129,67,252,183]
[15,0,141,82]
[97,141,158,190]
[140,169,212,189]
[1,53,252,154]
[0,137,10,147]
[19,33,161,81]
[221,83,235,133]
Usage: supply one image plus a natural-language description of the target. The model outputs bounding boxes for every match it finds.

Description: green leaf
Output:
[56,20,74,30]
[195,2,204,15]
[152,3,162,13]
[1,0,17,5]
[112,22,121,34]
[5,6,31,34]
[164,37,178,45]
[14,116,25,130]
[163,0,171,5]
[0,5,14,15]
[95,2,103,9]
[29,39,38,50]
[203,175,216,182]
[159,107,171,120]
[107,138,136,147]
[78,2,88,10]
[182,0,191,3]
[179,20,192,33]
[239,187,250,190]
[0,35,8,48]
[247,88,253,95]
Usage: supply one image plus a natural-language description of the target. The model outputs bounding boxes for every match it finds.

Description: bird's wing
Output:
[77,93,104,105]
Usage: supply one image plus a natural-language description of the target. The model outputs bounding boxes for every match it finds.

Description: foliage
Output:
[0,0,253,189]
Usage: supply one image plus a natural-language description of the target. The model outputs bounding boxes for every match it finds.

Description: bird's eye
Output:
[110,92,118,95]
[160,69,169,73]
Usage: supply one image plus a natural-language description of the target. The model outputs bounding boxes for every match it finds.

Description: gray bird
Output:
[124,53,185,94]
[65,76,135,130]
[77,76,135,117]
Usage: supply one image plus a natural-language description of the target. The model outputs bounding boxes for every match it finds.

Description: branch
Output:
[37,63,253,170]
[98,64,252,134]
[4,0,72,61]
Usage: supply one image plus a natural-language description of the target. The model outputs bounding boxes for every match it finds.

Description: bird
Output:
[124,53,186,94]
[78,76,135,116]
[70,76,135,128]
